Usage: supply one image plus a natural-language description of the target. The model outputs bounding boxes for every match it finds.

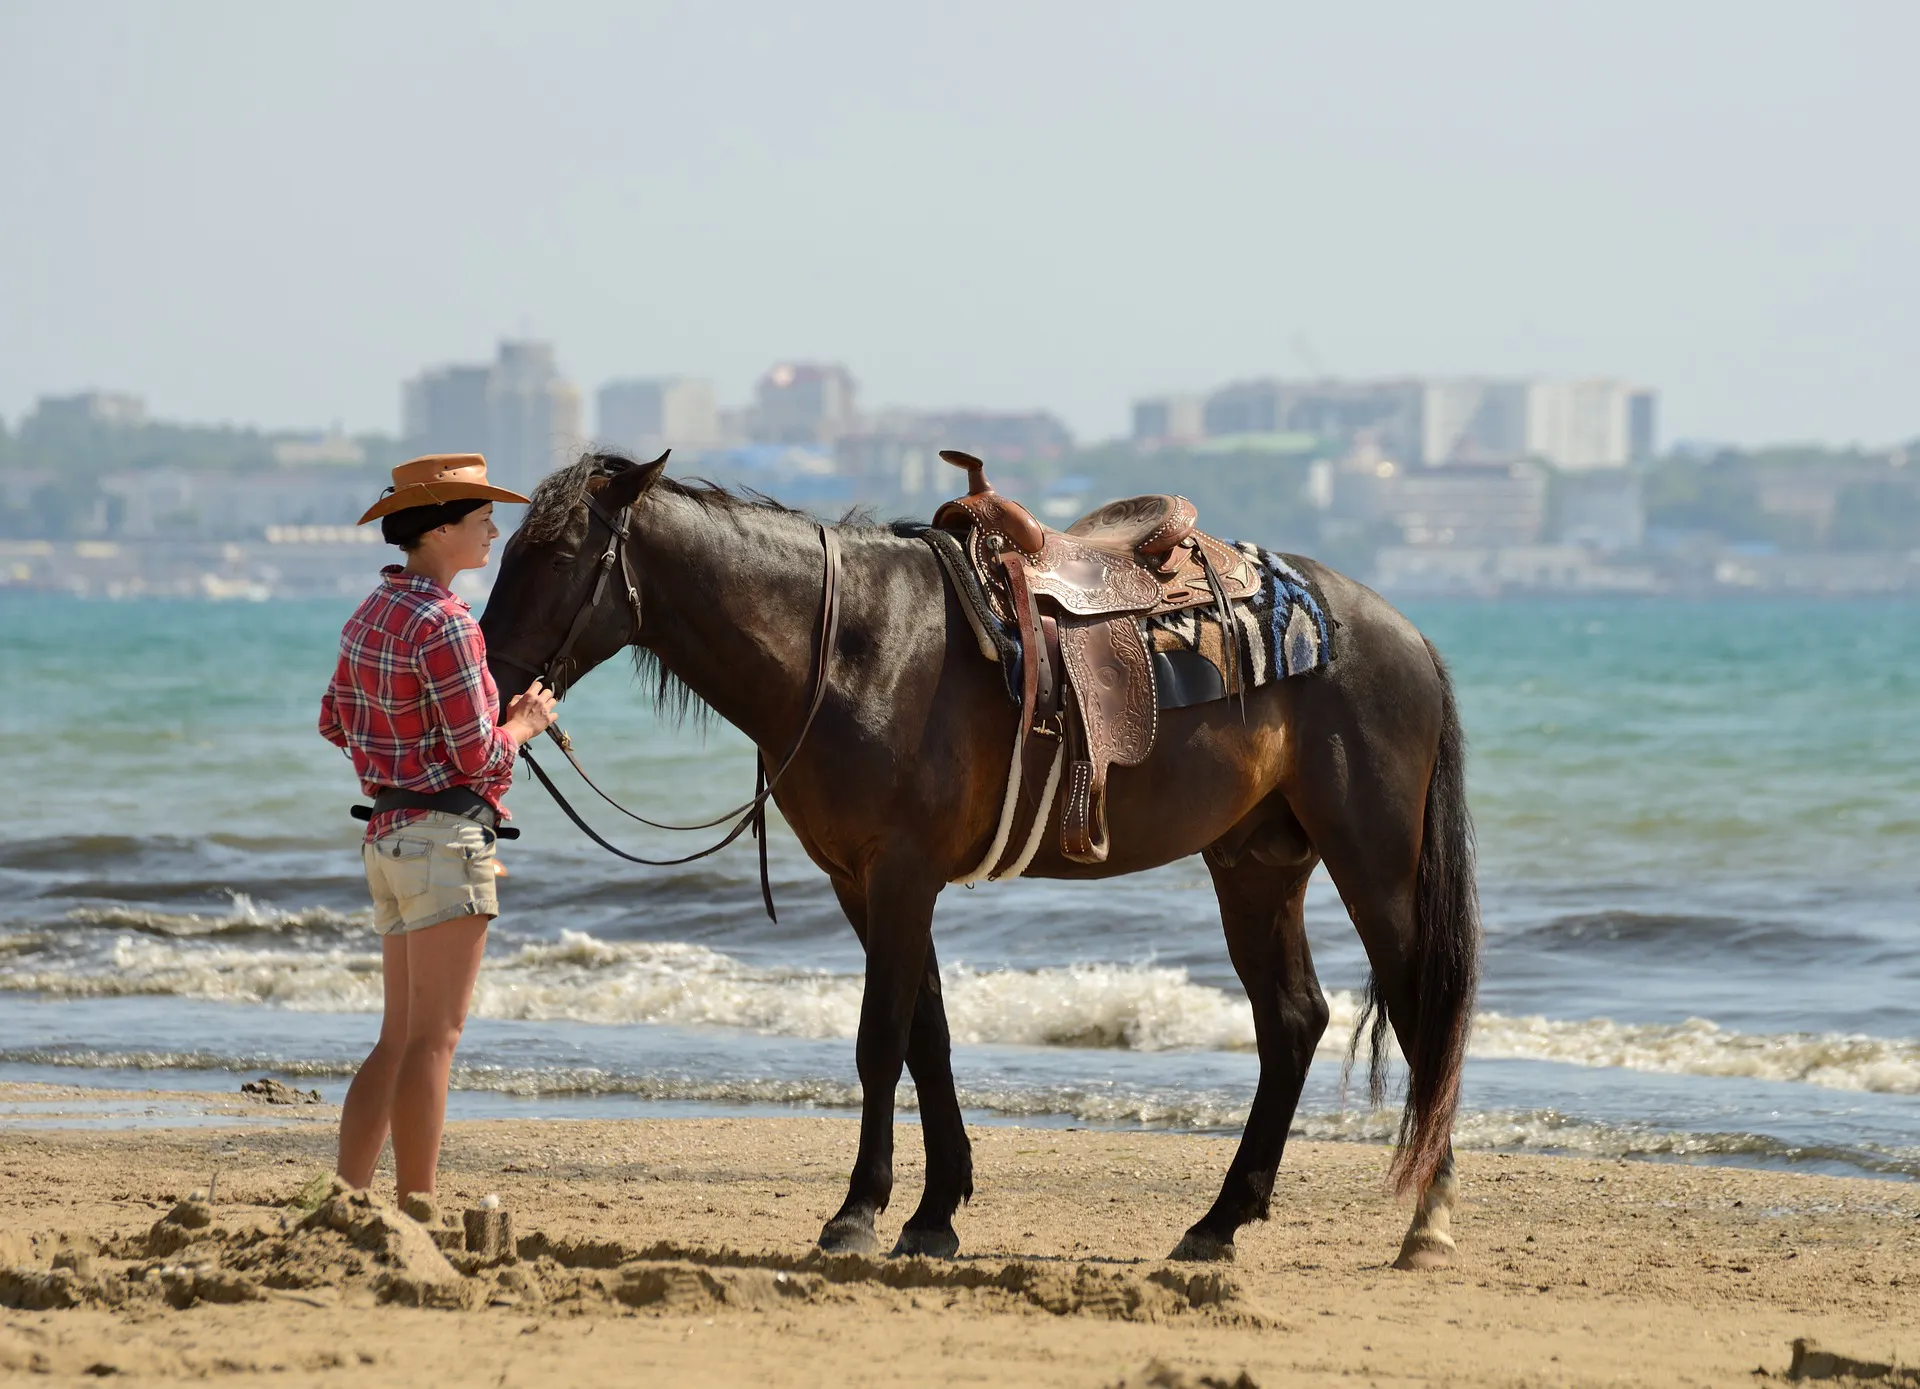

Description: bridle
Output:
[493,490,844,920]
[494,493,646,700]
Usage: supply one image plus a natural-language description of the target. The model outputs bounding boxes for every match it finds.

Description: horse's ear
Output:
[597,450,669,511]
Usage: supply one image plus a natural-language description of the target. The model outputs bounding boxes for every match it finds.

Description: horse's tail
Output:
[1372,638,1480,1197]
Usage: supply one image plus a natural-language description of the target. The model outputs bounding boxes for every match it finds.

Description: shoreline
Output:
[3,1084,1917,1386]
[5,1076,1917,1187]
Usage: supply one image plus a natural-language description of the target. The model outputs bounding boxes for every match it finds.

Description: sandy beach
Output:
[2,1084,1916,1387]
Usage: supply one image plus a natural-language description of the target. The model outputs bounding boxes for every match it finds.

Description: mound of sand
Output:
[1,1184,1269,1325]
[2,1185,469,1313]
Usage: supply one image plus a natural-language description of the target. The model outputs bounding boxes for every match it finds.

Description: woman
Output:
[319,453,557,1210]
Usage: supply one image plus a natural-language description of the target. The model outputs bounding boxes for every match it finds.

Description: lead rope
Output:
[752,760,774,921]
[518,742,763,867]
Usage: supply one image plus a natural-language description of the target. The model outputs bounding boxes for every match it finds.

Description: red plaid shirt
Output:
[320,566,518,841]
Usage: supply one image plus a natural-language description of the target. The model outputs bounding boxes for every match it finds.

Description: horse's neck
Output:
[636,496,832,750]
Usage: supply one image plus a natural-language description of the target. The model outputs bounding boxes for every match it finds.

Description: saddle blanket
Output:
[915,527,1333,714]
[1141,543,1334,708]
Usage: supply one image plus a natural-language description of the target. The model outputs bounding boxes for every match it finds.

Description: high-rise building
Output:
[1185,375,1657,470]
[1201,379,1287,437]
[597,378,719,455]
[1426,378,1653,470]
[402,366,491,456]
[1524,380,1642,472]
[401,341,582,495]
[1131,394,1205,445]
[1628,388,1658,462]
[1419,380,1531,464]
[753,363,857,445]
[488,341,582,496]
[1204,379,1425,463]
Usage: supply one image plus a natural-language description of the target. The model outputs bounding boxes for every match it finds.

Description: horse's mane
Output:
[518,458,600,545]
[521,453,812,544]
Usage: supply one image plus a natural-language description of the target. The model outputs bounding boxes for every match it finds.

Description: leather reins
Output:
[493,493,844,920]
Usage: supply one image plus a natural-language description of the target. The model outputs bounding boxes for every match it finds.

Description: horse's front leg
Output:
[891,941,973,1258]
[819,859,941,1255]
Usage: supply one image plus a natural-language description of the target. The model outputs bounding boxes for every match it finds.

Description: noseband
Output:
[495,491,843,920]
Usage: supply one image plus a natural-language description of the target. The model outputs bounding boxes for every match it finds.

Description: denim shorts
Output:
[361,811,499,935]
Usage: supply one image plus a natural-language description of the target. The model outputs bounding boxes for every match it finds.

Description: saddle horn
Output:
[939,449,993,497]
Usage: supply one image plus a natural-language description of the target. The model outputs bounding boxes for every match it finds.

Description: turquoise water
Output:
[1,590,1916,1177]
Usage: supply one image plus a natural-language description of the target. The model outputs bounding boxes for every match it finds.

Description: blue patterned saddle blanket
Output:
[1141,543,1334,708]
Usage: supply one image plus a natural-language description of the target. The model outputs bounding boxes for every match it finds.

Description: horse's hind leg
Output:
[1290,732,1467,1271]
[891,941,974,1258]
[1171,833,1327,1262]
[1397,1145,1458,1270]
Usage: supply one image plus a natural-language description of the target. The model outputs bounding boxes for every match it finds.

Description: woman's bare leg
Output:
[390,913,490,1202]
[336,933,410,1189]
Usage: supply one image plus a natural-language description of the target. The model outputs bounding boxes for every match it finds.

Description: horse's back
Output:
[1282,554,1445,700]
[1009,554,1447,882]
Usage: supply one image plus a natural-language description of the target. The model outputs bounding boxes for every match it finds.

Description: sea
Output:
[1,588,1916,1181]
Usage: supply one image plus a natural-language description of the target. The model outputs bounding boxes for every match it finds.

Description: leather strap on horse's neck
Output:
[522,523,843,921]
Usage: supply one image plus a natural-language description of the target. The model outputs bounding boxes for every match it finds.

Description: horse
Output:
[478,451,1479,1270]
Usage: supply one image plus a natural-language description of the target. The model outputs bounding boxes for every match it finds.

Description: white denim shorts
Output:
[361,811,499,935]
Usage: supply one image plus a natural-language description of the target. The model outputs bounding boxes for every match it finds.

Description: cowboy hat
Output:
[356,453,532,525]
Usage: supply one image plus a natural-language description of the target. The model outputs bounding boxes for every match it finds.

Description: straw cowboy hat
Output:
[357,454,532,525]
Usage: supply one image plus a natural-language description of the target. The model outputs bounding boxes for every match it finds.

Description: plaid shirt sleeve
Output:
[415,608,519,780]
[318,671,350,749]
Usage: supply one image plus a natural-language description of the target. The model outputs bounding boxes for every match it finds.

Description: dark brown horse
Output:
[479,452,1478,1270]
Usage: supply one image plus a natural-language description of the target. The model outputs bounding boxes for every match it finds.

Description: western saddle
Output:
[931,449,1260,868]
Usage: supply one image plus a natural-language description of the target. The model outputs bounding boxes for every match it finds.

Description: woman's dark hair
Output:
[381,497,489,550]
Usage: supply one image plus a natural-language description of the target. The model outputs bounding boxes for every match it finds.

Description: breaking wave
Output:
[1468,1012,1920,1095]
[0,928,1298,1052]
[4,926,1918,1096]
[61,895,368,940]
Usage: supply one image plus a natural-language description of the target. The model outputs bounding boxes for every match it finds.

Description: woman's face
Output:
[424,504,499,571]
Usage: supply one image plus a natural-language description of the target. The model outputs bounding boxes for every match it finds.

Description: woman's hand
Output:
[502,679,559,746]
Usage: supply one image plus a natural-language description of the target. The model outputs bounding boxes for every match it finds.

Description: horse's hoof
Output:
[890,1226,960,1260]
[818,1218,880,1256]
[1168,1230,1235,1263]
[1393,1231,1457,1271]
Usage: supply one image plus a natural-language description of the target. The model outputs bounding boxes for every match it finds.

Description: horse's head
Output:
[480,450,668,702]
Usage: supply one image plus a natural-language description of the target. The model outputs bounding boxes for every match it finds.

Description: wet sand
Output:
[2,1083,1917,1387]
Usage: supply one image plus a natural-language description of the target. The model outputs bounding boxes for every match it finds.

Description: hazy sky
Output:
[4,1,1916,446]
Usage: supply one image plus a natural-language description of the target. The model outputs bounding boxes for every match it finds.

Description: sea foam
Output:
[7,1045,1913,1179]
[4,926,1917,1096]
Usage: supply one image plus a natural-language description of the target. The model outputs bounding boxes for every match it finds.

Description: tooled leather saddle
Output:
[930,450,1260,866]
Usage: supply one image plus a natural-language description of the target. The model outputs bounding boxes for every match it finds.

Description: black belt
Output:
[350,786,521,839]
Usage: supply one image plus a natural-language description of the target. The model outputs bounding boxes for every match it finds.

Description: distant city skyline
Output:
[8,363,1916,597]
[0,347,1879,460]
[12,355,1659,471]
[4,2,1917,448]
